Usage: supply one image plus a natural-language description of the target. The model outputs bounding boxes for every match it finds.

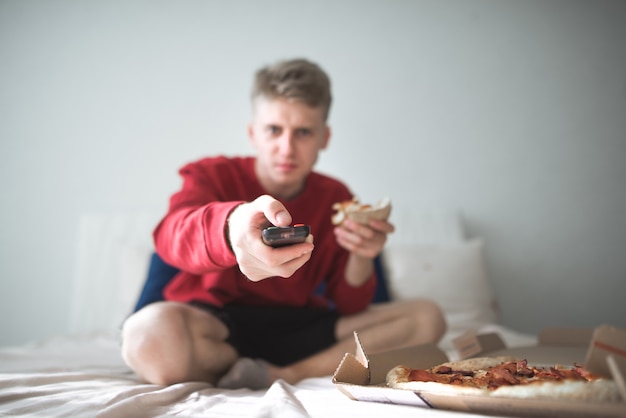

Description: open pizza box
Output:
[332,325,626,418]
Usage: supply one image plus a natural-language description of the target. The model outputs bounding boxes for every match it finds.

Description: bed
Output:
[0,210,537,417]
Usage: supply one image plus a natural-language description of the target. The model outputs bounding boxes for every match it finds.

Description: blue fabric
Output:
[133,252,391,312]
[133,253,180,312]
[372,254,391,303]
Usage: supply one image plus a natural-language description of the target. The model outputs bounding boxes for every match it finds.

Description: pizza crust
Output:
[491,379,619,402]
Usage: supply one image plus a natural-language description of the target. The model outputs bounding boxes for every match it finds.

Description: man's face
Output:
[249,97,330,200]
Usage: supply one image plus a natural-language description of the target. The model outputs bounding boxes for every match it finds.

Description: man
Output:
[121,58,446,389]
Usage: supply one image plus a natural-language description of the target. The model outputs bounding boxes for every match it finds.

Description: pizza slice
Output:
[331,197,391,225]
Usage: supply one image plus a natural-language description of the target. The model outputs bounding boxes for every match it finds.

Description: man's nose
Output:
[277,132,295,154]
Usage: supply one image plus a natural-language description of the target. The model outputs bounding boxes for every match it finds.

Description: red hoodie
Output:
[154,156,376,315]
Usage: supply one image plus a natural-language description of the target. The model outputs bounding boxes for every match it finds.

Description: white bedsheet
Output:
[0,329,529,418]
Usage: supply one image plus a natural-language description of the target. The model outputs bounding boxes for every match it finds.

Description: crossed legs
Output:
[121,299,446,387]
[121,301,238,385]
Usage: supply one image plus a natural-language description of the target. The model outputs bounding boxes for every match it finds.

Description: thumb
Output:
[254,195,292,227]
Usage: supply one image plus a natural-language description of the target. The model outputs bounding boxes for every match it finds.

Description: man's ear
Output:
[247,122,257,147]
[321,125,331,150]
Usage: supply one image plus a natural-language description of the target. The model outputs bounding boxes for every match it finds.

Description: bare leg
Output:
[121,301,238,385]
[269,299,446,384]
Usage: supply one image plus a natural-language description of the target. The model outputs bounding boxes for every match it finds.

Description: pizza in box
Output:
[386,356,620,402]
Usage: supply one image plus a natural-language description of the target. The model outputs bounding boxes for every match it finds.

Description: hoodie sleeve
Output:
[153,159,246,273]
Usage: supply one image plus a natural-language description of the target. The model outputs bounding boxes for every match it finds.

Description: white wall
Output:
[1,0,624,346]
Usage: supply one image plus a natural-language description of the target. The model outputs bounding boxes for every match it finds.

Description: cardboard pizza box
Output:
[452,327,595,366]
[332,325,626,418]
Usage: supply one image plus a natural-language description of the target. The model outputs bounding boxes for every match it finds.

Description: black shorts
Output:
[190,302,340,366]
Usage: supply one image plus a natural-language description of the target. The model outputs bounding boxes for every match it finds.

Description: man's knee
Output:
[411,299,447,342]
[121,302,193,385]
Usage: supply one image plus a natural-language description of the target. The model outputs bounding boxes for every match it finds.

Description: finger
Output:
[368,219,395,234]
[334,225,366,247]
[335,233,378,259]
[252,241,315,277]
[239,242,312,281]
[267,240,315,264]
[337,236,372,257]
[253,195,292,227]
[335,226,385,258]
[254,232,314,261]
[274,251,314,278]
[342,219,375,240]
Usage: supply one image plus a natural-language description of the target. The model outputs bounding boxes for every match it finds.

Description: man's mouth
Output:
[276,162,297,172]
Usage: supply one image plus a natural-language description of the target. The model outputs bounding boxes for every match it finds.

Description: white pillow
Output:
[69,212,161,334]
[383,239,499,333]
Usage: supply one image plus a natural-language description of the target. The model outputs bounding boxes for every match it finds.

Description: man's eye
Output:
[296,128,312,137]
[268,126,281,135]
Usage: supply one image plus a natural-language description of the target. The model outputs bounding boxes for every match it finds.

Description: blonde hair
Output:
[252,58,332,121]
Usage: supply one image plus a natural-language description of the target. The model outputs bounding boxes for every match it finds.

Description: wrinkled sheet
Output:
[0,330,526,417]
